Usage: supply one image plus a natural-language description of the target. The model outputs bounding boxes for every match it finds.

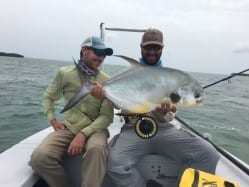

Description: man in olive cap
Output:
[140,28,164,66]
[104,29,220,187]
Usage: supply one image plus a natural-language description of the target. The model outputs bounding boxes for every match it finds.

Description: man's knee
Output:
[86,144,107,159]
[29,147,52,169]
[107,164,141,186]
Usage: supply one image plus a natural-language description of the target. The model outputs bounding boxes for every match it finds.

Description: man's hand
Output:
[155,102,177,115]
[90,82,106,100]
[67,132,87,156]
[50,119,65,131]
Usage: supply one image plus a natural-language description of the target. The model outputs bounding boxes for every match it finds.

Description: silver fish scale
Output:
[103,66,203,113]
[61,56,204,114]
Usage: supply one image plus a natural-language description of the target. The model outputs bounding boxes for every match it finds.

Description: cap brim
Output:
[105,48,113,56]
[141,41,164,47]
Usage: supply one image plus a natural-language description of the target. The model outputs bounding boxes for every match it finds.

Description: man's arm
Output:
[43,69,65,129]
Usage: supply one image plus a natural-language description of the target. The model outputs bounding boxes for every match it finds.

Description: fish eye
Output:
[194,92,201,99]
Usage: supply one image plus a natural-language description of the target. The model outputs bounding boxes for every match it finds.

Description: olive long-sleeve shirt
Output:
[42,65,114,137]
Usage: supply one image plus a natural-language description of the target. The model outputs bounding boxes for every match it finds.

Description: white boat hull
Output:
[1,116,249,187]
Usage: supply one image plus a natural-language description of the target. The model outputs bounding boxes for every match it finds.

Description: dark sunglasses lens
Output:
[92,48,106,57]
[143,45,162,51]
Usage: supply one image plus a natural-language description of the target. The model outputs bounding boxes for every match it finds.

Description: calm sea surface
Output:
[0,56,249,164]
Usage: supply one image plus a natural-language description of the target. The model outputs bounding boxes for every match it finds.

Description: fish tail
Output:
[60,83,90,113]
[61,57,92,113]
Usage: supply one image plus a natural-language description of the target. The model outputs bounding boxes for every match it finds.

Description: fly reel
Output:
[135,115,158,139]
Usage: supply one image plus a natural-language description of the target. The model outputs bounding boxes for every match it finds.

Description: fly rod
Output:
[203,68,249,89]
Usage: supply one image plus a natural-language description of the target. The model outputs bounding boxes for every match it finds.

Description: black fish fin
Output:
[170,92,181,103]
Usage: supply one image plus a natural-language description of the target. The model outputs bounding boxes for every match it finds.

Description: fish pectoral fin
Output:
[170,92,181,103]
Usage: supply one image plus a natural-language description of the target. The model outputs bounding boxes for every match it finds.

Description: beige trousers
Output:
[29,129,108,187]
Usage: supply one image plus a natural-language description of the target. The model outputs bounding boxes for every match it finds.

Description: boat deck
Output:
[1,117,249,187]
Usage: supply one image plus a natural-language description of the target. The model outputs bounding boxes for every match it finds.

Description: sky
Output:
[1,0,249,74]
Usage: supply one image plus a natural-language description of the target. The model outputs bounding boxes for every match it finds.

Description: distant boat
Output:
[0,52,24,58]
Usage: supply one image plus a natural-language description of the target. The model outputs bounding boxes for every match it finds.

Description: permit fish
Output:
[61,55,204,114]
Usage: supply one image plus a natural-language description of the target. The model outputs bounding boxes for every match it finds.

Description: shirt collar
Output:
[139,58,163,67]
[77,60,98,76]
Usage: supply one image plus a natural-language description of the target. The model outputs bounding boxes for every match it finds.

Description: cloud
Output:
[233,42,249,53]
[1,0,249,74]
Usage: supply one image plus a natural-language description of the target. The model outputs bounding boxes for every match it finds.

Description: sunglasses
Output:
[142,45,162,51]
[88,47,106,57]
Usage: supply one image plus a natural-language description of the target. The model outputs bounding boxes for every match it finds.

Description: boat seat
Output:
[62,153,181,187]
[62,154,115,187]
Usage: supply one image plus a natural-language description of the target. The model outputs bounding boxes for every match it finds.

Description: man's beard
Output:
[142,53,161,65]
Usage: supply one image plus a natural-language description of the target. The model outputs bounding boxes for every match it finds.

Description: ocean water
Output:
[0,56,249,164]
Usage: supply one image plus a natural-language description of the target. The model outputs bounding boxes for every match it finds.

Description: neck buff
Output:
[77,60,98,76]
[139,58,163,67]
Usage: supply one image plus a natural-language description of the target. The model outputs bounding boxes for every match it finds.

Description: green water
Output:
[0,56,248,164]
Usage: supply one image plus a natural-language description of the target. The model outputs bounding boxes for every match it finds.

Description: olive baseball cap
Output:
[141,29,164,47]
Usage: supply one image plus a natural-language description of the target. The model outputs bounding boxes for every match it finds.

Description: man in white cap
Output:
[29,36,114,187]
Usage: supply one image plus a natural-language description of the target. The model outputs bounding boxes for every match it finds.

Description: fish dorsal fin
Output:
[114,55,140,67]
